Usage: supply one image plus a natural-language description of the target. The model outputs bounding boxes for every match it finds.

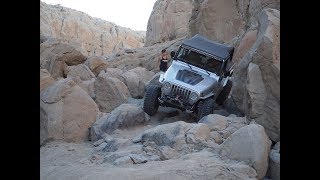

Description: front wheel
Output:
[143,85,161,116]
[197,98,214,121]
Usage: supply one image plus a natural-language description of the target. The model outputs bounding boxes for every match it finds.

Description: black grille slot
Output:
[170,85,191,102]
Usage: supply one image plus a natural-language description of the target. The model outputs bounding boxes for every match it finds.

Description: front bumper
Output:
[158,95,195,113]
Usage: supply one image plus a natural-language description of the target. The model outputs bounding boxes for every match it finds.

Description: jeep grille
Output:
[170,85,191,102]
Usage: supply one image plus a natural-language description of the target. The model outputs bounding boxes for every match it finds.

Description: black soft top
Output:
[181,34,234,61]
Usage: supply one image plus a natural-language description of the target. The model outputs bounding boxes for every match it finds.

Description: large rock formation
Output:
[40,69,55,92]
[231,8,280,142]
[145,0,194,46]
[64,64,96,81]
[90,104,149,141]
[146,0,279,46]
[94,73,131,113]
[40,1,145,56]
[40,78,100,144]
[121,67,155,98]
[219,123,272,179]
[40,40,87,80]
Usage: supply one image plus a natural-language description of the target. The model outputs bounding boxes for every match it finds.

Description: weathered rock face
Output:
[146,0,279,46]
[40,40,87,79]
[65,64,95,80]
[194,0,246,43]
[145,0,193,46]
[219,123,271,179]
[231,8,280,142]
[40,78,99,144]
[232,30,258,62]
[40,2,145,56]
[84,56,108,76]
[108,38,183,72]
[121,67,155,98]
[94,73,131,113]
[199,114,229,131]
[141,121,193,151]
[77,78,96,100]
[40,69,55,92]
[90,104,149,141]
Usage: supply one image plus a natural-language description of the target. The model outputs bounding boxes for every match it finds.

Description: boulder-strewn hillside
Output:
[40,1,145,56]
[40,0,280,179]
[146,0,279,46]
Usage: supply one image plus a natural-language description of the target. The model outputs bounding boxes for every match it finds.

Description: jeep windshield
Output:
[176,46,222,75]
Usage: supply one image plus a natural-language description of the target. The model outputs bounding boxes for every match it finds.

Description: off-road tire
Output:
[216,80,232,105]
[197,98,214,121]
[143,85,161,116]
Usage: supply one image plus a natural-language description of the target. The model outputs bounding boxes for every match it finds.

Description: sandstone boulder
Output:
[219,123,272,179]
[103,68,125,82]
[194,0,246,43]
[77,78,96,100]
[65,64,95,81]
[40,78,99,144]
[145,0,193,46]
[140,121,193,151]
[231,8,280,141]
[40,69,55,92]
[185,123,210,144]
[121,67,155,98]
[85,56,108,76]
[233,30,258,62]
[199,114,228,131]
[90,104,148,141]
[94,73,130,113]
[40,40,86,79]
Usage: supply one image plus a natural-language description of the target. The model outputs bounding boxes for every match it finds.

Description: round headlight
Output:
[190,92,199,101]
[163,82,171,91]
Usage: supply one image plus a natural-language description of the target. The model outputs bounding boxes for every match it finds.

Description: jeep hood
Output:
[161,61,219,93]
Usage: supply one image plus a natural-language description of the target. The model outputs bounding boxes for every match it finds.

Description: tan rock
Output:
[40,69,55,92]
[85,56,108,76]
[233,30,258,62]
[231,8,280,141]
[40,78,99,144]
[65,64,95,81]
[145,0,193,46]
[186,123,211,144]
[40,40,86,79]
[78,78,96,100]
[219,124,271,179]
[210,131,223,144]
[199,114,228,131]
[94,73,131,113]
[40,2,145,56]
[121,67,155,98]
[195,0,246,43]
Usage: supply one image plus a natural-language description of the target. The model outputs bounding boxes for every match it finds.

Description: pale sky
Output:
[41,0,157,31]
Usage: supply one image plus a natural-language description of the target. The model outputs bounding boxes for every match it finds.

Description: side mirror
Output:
[170,51,176,58]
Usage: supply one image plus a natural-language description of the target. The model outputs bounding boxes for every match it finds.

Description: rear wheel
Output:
[197,98,214,121]
[216,80,232,105]
[143,85,161,116]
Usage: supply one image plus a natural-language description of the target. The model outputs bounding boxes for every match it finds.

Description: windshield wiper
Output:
[204,69,210,75]
[187,63,193,70]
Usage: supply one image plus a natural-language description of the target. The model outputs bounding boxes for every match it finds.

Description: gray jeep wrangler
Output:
[143,34,235,120]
